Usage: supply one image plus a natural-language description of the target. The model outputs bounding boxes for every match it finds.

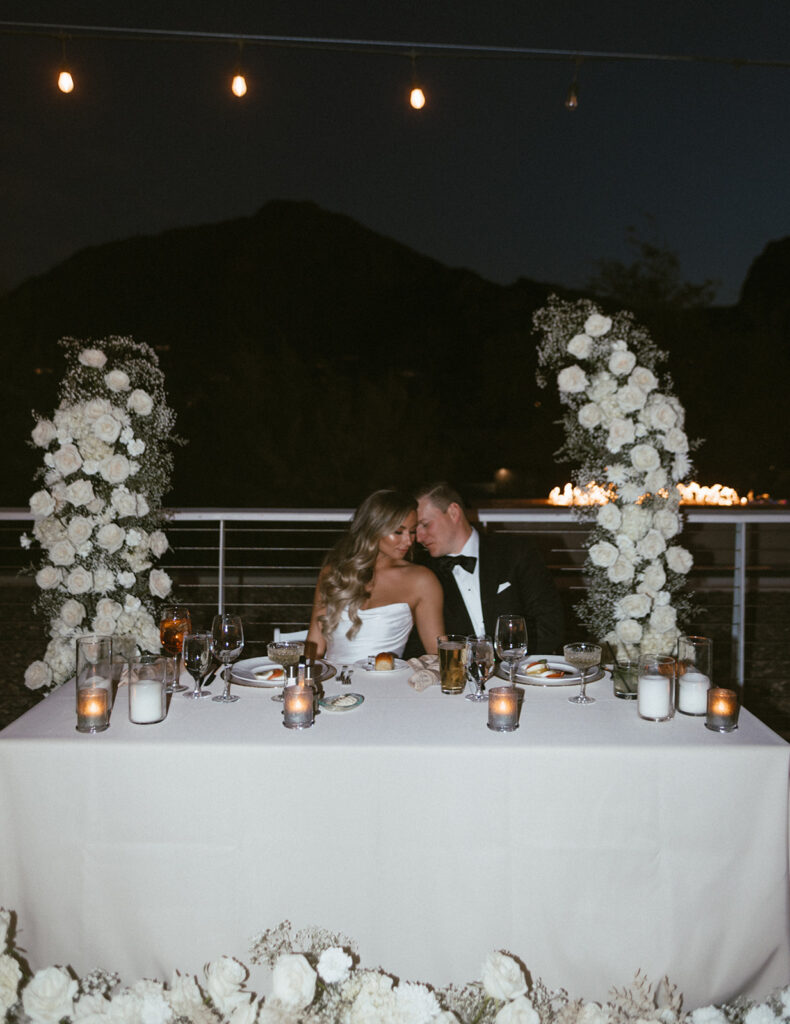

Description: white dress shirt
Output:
[450,529,485,637]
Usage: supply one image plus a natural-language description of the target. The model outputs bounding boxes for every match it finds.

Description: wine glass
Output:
[495,614,528,687]
[267,640,305,703]
[564,642,602,705]
[159,604,191,692]
[211,613,244,704]
[182,632,213,700]
[465,634,495,702]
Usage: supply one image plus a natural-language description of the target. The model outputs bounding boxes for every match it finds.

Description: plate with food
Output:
[353,652,410,674]
[496,656,605,687]
[319,692,365,712]
[231,656,336,687]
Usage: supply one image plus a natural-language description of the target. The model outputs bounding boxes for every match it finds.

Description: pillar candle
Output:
[677,669,710,715]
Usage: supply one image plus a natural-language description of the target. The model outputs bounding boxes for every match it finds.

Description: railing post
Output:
[218,518,225,615]
[732,521,747,689]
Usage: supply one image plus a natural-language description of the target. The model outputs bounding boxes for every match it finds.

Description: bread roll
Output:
[374,651,395,671]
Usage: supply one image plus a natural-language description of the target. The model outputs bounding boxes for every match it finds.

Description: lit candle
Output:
[705,688,739,732]
[76,686,110,733]
[129,679,166,724]
[283,684,314,730]
[677,669,711,715]
[487,686,520,732]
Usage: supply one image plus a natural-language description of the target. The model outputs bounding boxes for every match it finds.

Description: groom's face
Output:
[416,498,459,557]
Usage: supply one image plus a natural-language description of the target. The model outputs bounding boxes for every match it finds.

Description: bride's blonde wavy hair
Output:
[319,489,417,641]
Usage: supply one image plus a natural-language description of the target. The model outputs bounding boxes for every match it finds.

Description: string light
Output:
[409,52,426,110]
[57,34,74,93]
[231,41,247,97]
[565,60,581,110]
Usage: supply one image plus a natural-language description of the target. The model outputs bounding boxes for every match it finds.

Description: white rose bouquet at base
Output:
[535,297,698,659]
[21,336,182,692]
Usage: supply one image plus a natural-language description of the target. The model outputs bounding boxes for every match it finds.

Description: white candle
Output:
[129,680,166,724]
[76,686,110,733]
[677,669,710,715]
[487,686,520,732]
[638,674,672,721]
[283,685,314,729]
[706,688,739,732]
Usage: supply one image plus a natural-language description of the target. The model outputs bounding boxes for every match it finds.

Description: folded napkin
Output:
[408,654,440,691]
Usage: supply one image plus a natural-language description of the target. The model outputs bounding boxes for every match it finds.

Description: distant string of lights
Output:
[1,19,788,109]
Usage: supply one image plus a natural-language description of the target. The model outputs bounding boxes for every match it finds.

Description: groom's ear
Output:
[447,502,463,525]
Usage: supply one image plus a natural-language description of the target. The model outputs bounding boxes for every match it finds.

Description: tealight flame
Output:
[548,481,763,506]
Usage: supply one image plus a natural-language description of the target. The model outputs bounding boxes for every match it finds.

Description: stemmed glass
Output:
[465,634,495,702]
[495,614,528,687]
[182,632,213,700]
[211,613,244,704]
[267,640,305,703]
[159,604,191,693]
[564,642,602,705]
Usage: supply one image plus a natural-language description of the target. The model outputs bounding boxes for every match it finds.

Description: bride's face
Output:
[378,510,417,561]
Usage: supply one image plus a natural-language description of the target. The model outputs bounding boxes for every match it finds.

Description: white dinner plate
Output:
[231,656,336,687]
[495,656,605,687]
[352,656,410,675]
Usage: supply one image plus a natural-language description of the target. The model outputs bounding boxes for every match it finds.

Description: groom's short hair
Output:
[415,481,467,514]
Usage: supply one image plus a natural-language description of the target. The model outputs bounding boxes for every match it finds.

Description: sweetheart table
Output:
[1,666,788,1009]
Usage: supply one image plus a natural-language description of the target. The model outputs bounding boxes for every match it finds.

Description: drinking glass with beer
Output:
[159,604,192,693]
[438,634,467,694]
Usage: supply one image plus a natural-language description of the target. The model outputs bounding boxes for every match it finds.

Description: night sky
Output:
[0,0,788,304]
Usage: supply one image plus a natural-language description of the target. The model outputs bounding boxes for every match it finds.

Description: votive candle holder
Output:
[487,686,520,732]
[283,684,315,729]
[705,688,739,732]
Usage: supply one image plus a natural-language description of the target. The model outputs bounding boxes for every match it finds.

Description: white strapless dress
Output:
[325,602,414,664]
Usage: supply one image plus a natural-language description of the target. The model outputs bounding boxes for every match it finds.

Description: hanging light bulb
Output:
[57,36,74,93]
[231,42,247,98]
[409,52,426,110]
[565,60,581,110]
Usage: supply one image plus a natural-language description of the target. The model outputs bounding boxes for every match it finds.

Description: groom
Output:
[412,481,564,655]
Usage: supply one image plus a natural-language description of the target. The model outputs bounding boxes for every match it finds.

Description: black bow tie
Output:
[438,554,477,574]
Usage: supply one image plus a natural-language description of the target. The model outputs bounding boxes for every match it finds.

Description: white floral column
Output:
[535,297,695,659]
[21,336,180,691]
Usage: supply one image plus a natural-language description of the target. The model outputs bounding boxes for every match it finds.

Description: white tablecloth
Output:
[1,666,788,1008]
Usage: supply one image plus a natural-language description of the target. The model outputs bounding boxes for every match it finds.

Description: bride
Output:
[306,489,443,663]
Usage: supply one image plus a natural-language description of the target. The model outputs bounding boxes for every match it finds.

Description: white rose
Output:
[589,540,618,568]
[567,333,593,358]
[36,561,62,590]
[97,597,123,620]
[127,438,146,457]
[631,443,660,472]
[66,566,93,594]
[653,508,680,538]
[644,468,668,493]
[557,365,588,394]
[67,515,94,547]
[596,502,622,531]
[650,605,677,633]
[136,494,150,516]
[606,418,635,454]
[31,419,58,448]
[97,523,125,554]
[495,994,540,1024]
[92,565,116,594]
[100,454,131,484]
[30,489,56,518]
[126,528,144,548]
[93,413,122,444]
[149,568,172,599]
[616,384,646,414]
[128,389,154,416]
[637,529,667,560]
[620,506,650,541]
[22,965,78,1023]
[616,533,636,559]
[608,347,636,376]
[117,571,136,588]
[666,545,693,574]
[662,427,689,453]
[481,952,527,1001]
[149,530,169,557]
[584,313,612,337]
[111,486,137,518]
[49,538,76,566]
[125,594,142,613]
[608,554,635,584]
[52,443,83,477]
[638,560,667,594]
[588,372,617,402]
[92,615,118,635]
[269,954,317,1011]
[104,369,131,392]
[629,366,658,393]
[654,590,671,606]
[615,618,643,644]
[78,348,107,368]
[641,396,677,432]
[61,599,86,628]
[618,593,652,619]
[577,403,603,430]
[24,660,53,690]
[317,947,352,985]
[204,957,249,1014]
[65,478,95,507]
[0,951,22,1014]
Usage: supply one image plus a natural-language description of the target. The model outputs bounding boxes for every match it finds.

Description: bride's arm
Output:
[411,567,444,655]
[306,572,328,658]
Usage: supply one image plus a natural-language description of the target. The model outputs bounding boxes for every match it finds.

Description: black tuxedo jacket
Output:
[406,531,564,657]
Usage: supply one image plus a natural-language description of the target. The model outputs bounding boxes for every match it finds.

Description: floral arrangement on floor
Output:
[20,336,180,692]
[1,910,788,1024]
[534,296,697,659]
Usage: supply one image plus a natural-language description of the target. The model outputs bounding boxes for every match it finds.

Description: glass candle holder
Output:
[76,635,113,732]
[487,686,520,732]
[676,636,712,716]
[129,660,168,724]
[705,688,739,732]
[283,684,315,729]
[637,654,675,722]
